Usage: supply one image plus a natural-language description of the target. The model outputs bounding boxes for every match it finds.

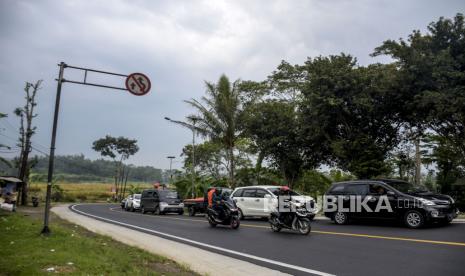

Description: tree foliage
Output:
[185,75,246,187]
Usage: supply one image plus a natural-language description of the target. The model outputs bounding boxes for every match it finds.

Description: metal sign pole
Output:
[41,62,65,235]
[39,62,151,235]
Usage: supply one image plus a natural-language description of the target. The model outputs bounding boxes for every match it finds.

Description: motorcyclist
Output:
[212,188,225,219]
[277,186,293,223]
[207,188,216,208]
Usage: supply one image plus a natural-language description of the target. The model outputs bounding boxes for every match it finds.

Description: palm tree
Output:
[185,75,243,188]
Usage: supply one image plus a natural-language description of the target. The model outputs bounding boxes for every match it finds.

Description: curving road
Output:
[71,204,465,276]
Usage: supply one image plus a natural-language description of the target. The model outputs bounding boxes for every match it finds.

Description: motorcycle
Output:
[206,197,240,229]
[269,200,311,235]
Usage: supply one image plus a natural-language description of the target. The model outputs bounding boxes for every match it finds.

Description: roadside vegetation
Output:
[27,182,154,203]
[0,208,197,275]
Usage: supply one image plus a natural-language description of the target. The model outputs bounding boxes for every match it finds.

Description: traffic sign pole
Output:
[41,61,65,235]
[40,63,151,235]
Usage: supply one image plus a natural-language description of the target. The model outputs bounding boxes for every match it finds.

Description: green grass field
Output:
[28,182,154,203]
[0,208,197,275]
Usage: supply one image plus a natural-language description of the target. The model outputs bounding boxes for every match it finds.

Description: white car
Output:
[231,186,318,220]
[125,194,141,212]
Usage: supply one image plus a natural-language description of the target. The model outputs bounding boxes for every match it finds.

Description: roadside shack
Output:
[0,176,24,211]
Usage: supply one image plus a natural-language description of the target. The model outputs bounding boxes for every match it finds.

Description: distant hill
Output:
[0,154,163,183]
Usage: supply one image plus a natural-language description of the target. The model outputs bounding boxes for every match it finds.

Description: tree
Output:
[185,75,245,188]
[15,80,42,205]
[422,135,464,193]
[299,55,400,178]
[373,13,465,168]
[92,136,139,200]
[181,141,226,179]
[244,99,305,188]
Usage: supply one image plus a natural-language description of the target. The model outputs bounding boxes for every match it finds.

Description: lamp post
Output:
[164,117,197,198]
[167,156,175,185]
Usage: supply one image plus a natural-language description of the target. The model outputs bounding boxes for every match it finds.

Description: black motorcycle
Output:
[206,197,240,229]
[269,200,311,235]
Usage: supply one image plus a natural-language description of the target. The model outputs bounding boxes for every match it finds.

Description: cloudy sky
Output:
[0,0,463,170]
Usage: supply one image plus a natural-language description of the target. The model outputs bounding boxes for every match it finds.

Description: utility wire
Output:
[0,133,49,156]
[0,120,50,151]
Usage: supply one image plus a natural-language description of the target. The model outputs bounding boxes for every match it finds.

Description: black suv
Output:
[324,179,458,228]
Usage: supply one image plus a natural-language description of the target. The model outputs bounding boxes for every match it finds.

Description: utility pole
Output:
[167,156,175,185]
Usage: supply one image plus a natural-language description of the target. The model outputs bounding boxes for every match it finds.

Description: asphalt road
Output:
[71,204,465,276]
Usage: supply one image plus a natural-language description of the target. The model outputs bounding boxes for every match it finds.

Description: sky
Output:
[0,0,463,171]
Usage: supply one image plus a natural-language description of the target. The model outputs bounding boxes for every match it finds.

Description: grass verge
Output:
[0,208,197,276]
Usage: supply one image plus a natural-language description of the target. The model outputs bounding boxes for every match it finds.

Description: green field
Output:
[28,182,154,203]
[0,208,197,275]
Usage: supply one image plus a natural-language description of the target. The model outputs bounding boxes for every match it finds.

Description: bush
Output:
[51,184,64,202]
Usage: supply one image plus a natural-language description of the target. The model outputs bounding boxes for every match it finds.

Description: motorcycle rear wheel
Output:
[208,217,217,227]
[270,217,282,232]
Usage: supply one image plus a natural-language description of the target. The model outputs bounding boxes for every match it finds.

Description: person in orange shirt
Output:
[207,188,216,207]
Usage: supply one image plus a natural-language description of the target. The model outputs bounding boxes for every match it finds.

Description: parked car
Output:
[184,187,232,216]
[121,197,128,209]
[125,194,141,212]
[324,179,459,228]
[140,189,184,215]
[230,186,318,220]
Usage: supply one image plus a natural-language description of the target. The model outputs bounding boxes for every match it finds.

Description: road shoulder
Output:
[52,204,289,276]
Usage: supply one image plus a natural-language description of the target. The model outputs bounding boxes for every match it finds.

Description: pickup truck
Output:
[183,187,232,216]
[183,197,207,216]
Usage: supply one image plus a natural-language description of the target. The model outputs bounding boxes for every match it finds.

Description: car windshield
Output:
[268,188,300,196]
[387,181,430,194]
[134,194,141,199]
[159,191,179,199]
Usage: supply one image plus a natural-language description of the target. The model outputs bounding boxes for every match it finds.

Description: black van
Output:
[324,179,458,228]
[140,189,184,215]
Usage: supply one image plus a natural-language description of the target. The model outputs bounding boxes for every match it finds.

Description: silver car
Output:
[125,194,141,212]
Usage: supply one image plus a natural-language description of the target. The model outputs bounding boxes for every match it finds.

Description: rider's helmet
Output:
[279,186,290,195]
[280,186,290,191]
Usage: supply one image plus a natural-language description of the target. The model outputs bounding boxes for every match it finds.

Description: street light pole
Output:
[191,120,196,198]
[164,117,197,198]
[167,156,175,185]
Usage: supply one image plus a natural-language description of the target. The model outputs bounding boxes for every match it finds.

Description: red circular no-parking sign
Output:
[125,73,151,96]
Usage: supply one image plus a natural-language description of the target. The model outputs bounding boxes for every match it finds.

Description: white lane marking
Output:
[71,204,335,276]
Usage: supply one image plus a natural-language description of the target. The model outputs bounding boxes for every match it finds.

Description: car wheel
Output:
[141,206,146,214]
[333,212,349,225]
[188,207,196,217]
[238,208,244,220]
[178,210,184,216]
[404,210,424,229]
[131,205,135,212]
